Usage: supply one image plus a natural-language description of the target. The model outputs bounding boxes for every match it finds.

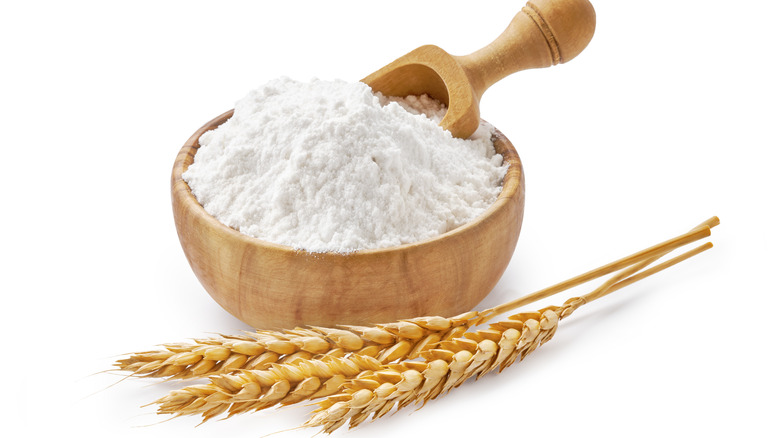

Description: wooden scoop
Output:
[362,0,596,139]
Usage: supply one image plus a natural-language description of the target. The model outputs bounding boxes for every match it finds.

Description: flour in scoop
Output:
[183,77,507,253]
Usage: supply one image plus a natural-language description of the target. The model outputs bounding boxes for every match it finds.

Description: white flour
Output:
[183,78,507,253]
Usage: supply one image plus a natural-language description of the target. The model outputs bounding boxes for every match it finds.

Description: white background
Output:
[2,1,778,436]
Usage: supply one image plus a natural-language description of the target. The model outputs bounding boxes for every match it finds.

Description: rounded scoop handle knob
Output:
[457,0,597,97]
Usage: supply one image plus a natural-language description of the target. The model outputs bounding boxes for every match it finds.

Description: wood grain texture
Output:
[171,110,525,329]
[362,0,596,139]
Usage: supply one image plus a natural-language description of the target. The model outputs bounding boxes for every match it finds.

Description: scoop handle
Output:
[456,0,596,97]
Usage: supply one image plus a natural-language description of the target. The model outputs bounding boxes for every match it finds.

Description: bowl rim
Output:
[171,109,524,259]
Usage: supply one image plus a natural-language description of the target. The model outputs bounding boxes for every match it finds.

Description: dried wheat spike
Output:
[153,354,385,423]
[120,218,717,381]
[304,238,715,433]
[116,314,478,380]
[303,298,585,433]
[137,218,715,432]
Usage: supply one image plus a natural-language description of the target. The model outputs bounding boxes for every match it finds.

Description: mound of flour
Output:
[183,77,507,253]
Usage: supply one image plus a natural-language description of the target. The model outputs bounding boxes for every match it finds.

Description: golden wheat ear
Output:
[305,239,715,433]
[114,315,481,381]
[149,218,716,428]
[129,217,716,430]
[116,217,717,381]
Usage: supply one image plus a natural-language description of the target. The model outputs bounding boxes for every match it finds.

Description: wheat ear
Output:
[148,235,713,424]
[115,315,475,380]
[117,217,717,380]
[139,217,716,422]
[152,354,385,423]
[304,242,713,433]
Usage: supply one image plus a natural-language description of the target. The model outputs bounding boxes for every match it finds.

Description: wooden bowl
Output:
[171,110,525,329]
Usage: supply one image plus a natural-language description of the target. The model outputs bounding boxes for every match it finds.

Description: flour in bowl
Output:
[183,77,507,253]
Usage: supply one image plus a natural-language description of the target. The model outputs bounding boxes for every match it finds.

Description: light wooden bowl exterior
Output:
[171,110,525,329]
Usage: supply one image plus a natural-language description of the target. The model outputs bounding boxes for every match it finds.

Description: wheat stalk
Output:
[117,217,718,381]
[304,242,714,433]
[127,217,716,431]
[146,236,713,424]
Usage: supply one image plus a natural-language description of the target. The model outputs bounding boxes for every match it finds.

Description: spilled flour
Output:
[183,77,507,253]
